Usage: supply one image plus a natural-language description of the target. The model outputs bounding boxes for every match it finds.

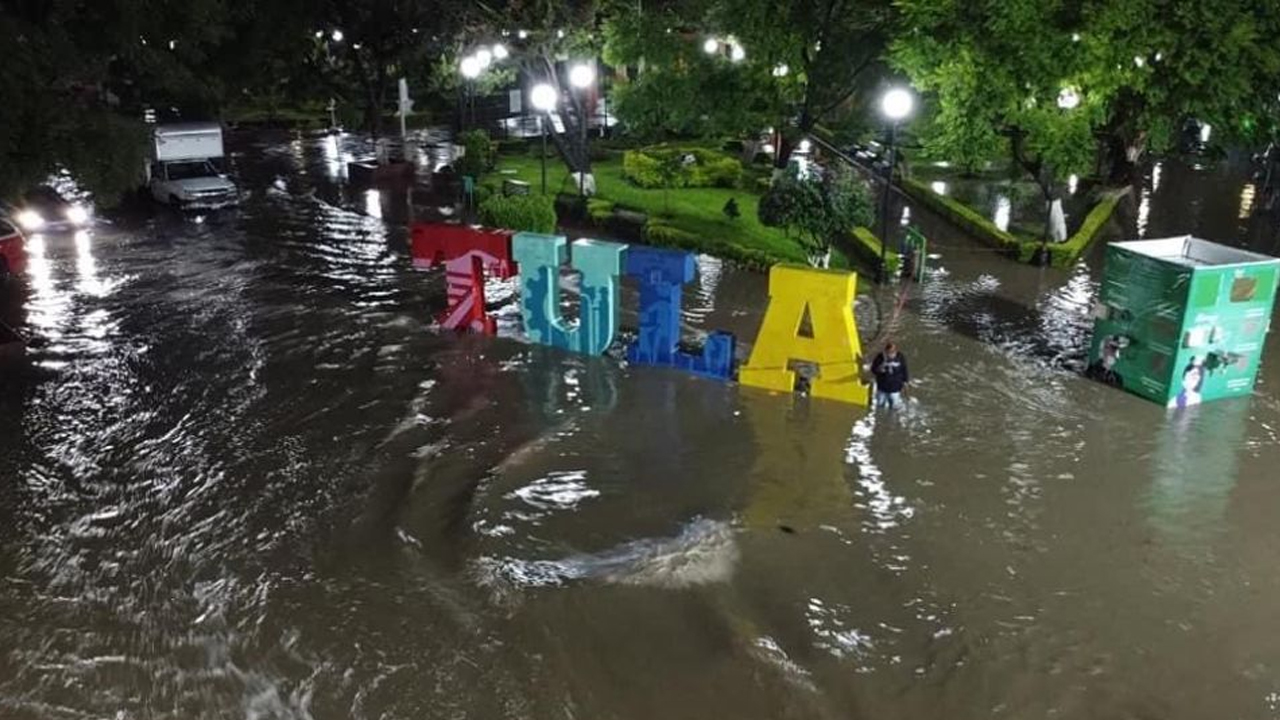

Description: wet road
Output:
[1,131,1279,719]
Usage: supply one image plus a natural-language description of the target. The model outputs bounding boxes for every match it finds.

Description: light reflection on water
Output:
[0,132,1278,719]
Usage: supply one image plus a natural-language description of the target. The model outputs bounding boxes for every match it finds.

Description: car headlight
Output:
[16,209,45,231]
[66,204,90,226]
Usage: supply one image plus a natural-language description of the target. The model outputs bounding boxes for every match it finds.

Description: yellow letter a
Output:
[738,265,869,405]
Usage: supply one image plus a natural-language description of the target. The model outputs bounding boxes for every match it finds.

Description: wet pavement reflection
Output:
[1,130,1279,719]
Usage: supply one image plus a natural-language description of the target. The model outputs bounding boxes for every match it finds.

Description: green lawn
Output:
[482,153,812,265]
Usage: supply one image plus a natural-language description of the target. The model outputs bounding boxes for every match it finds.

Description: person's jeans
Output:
[875,390,903,409]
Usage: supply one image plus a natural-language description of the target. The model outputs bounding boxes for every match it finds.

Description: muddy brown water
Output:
[1,131,1278,719]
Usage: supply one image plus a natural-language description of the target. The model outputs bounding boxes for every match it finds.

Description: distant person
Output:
[871,341,909,409]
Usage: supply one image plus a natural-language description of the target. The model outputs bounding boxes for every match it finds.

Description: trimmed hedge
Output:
[477,192,557,234]
[622,146,744,189]
[640,220,776,271]
[587,198,616,225]
[848,227,901,276]
[901,177,1021,254]
[1017,188,1129,267]
[903,176,1128,268]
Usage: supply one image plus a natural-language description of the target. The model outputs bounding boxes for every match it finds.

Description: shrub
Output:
[587,198,616,225]
[643,220,700,248]
[723,198,741,221]
[473,181,498,206]
[902,177,1018,252]
[622,146,744,189]
[689,155,743,188]
[477,192,558,234]
[622,150,666,188]
[456,129,494,179]
[758,165,873,267]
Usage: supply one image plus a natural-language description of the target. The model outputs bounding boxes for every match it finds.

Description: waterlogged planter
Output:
[847,227,900,276]
[903,177,1130,268]
[900,177,1021,255]
[1020,188,1130,267]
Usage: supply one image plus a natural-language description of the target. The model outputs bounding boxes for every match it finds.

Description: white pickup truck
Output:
[146,123,240,209]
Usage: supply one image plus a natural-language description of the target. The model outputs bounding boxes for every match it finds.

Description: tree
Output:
[1080,0,1280,181]
[758,165,872,267]
[302,0,466,137]
[466,0,603,184]
[713,0,893,167]
[892,0,1100,240]
[602,3,775,145]
[0,0,233,202]
[603,0,893,167]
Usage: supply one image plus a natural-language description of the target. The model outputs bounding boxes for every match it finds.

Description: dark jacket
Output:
[872,351,909,393]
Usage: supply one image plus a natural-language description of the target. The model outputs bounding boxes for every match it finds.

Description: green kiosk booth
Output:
[1087,236,1279,408]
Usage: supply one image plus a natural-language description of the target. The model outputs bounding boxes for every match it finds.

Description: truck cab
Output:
[147,123,240,209]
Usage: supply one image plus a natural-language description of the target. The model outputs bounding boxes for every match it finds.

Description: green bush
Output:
[850,226,900,275]
[689,155,743,188]
[641,220,785,272]
[643,219,700,248]
[1018,189,1127,267]
[473,181,497,206]
[477,192,558,234]
[622,146,744,189]
[904,176,1127,268]
[456,129,494,179]
[902,177,1019,253]
[587,198,616,225]
[622,150,666,188]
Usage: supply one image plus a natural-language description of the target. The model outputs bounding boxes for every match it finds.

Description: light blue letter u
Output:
[512,232,627,355]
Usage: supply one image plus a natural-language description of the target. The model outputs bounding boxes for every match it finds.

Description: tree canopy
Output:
[758,164,873,266]
[604,0,892,164]
[892,0,1280,193]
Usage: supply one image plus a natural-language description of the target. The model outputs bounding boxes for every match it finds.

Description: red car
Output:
[0,217,27,279]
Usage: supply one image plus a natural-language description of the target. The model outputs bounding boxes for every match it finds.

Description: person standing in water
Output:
[871,341,909,409]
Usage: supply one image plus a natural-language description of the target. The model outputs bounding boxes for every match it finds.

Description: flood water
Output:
[2,131,1279,719]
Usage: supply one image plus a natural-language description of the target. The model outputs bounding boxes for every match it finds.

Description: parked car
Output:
[0,217,27,280]
[3,185,91,234]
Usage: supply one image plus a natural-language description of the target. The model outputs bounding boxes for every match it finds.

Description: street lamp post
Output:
[459,55,482,130]
[569,62,596,197]
[878,87,914,284]
[530,82,558,194]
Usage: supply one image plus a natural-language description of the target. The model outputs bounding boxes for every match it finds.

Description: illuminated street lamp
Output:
[330,29,344,43]
[531,82,558,194]
[1057,87,1081,110]
[459,55,482,79]
[459,55,483,129]
[492,43,509,60]
[877,87,915,283]
[569,63,597,196]
[703,38,719,55]
[476,47,493,68]
[569,63,595,89]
